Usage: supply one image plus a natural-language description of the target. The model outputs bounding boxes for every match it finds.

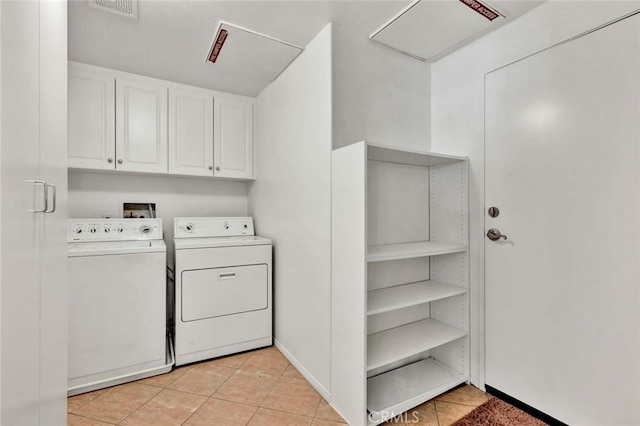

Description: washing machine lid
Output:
[68,240,166,257]
[174,235,271,250]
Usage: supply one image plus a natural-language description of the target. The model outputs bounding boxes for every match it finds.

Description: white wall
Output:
[248,24,332,396]
[332,22,431,151]
[430,0,640,389]
[68,171,248,267]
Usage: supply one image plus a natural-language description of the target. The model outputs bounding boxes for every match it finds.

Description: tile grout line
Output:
[179,364,247,426]
[174,391,209,426]
[435,395,489,407]
[435,400,442,426]
[67,390,106,413]
[242,357,290,425]
[179,351,280,426]
[68,412,118,425]
[116,385,165,425]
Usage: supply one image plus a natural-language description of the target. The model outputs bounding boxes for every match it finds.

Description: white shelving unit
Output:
[367,241,467,262]
[367,359,466,425]
[367,319,467,371]
[367,281,467,316]
[332,141,469,426]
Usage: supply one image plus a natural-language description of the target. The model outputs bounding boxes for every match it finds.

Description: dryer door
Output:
[181,264,268,321]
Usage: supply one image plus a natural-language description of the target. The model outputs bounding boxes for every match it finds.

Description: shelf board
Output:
[367,318,466,372]
[367,241,467,263]
[367,142,467,167]
[367,358,466,425]
[368,281,467,316]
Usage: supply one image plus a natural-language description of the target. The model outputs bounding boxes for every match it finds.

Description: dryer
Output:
[173,217,272,366]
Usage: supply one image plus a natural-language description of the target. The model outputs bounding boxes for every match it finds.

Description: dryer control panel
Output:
[68,219,163,242]
[174,217,255,238]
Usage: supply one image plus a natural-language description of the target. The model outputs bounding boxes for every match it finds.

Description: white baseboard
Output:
[274,338,331,401]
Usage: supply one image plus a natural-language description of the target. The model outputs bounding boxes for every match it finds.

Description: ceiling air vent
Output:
[88,0,138,20]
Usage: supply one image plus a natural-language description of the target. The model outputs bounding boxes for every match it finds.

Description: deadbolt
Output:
[487,228,507,241]
[488,206,500,218]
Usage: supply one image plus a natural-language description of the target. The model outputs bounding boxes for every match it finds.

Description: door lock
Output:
[488,206,500,217]
[487,228,507,241]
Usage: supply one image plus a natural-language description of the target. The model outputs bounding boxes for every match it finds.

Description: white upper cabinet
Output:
[169,88,214,177]
[67,63,256,180]
[68,69,115,170]
[116,79,168,173]
[214,96,254,179]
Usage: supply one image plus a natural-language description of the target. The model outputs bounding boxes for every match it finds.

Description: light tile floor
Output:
[67,346,488,426]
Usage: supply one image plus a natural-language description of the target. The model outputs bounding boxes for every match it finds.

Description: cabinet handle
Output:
[45,183,56,213]
[107,158,113,163]
[208,166,213,170]
[219,273,236,280]
[215,166,220,171]
[117,159,123,164]
[26,180,47,213]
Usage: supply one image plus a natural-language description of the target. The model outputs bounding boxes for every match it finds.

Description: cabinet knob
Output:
[215,166,220,171]
[208,166,213,170]
[117,159,123,164]
[107,158,113,164]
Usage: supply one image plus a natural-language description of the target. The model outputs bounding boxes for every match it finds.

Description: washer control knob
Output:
[185,223,195,232]
[89,227,97,233]
[243,224,248,229]
[74,228,83,234]
[224,222,229,230]
[140,225,152,234]
[104,227,111,233]
[116,227,123,233]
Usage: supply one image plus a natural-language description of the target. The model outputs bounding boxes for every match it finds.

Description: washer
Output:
[173,217,272,366]
[67,218,170,395]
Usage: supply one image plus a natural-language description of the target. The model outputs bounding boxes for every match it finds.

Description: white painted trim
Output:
[369,0,421,39]
[68,61,256,102]
[273,338,331,401]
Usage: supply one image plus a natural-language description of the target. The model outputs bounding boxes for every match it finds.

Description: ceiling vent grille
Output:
[88,0,138,20]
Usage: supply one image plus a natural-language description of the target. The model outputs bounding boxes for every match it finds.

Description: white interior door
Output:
[1,1,68,424]
[1,3,42,423]
[485,14,640,426]
[38,1,68,422]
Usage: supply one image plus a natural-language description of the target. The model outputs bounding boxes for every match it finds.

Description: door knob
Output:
[487,228,507,241]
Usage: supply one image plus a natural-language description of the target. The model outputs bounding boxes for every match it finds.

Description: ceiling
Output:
[69,0,544,96]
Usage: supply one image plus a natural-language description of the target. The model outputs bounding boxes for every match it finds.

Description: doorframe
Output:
[477,7,640,391]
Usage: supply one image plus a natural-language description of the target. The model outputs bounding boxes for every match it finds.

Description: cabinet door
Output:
[68,69,115,170]
[168,89,214,176]
[116,79,168,173]
[214,96,254,179]
[2,1,68,424]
